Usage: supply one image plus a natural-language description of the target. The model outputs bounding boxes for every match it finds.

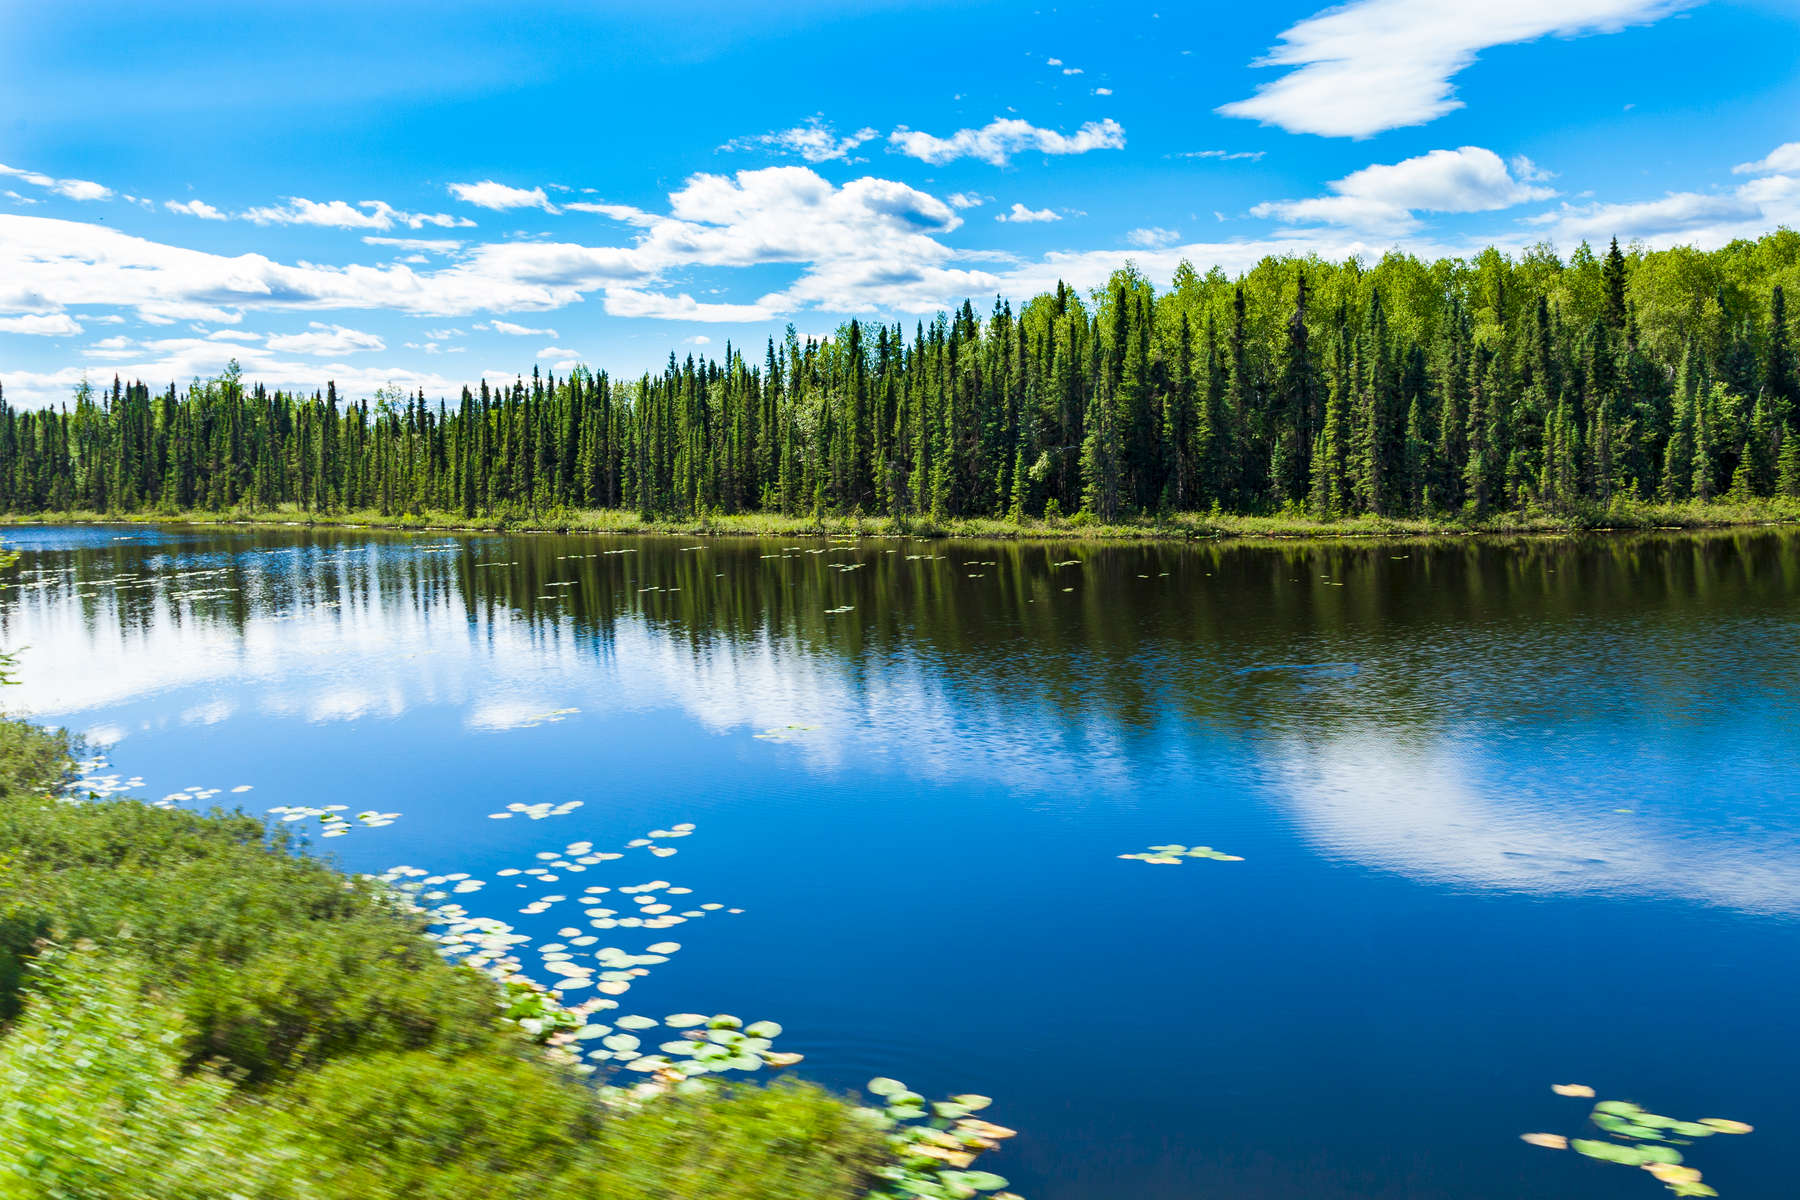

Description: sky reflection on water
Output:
[5,522,1798,1200]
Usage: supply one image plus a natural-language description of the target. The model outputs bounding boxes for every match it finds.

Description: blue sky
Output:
[1,0,1797,406]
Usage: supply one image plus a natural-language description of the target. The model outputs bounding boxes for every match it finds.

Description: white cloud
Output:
[1509,155,1556,183]
[363,235,463,254]
[888,117,1126,166]
[1093,87,1114,96]
[245,197,471,231]
[0,312,82,336]
[447,180,557,212]
[1734,142,1800,175]
[1062,67,1084,75]
[996,203,1061,224]
[1219,0,1696,137]
[1252,146,1557,233]
[0,162,112,202]
[166,199,227,220]
[686,335,711,345]
[483,320,557,337]
[1178,149,1267,162]
[562,201,661,225]
[720,116,881,164]
[265,322,385,356]
[1126,227,1181,248]
[599,288,781,323]
[1047,57,1063,66]
[946,192,989,210]
[535,344,566,358]
[53,179,112,202]
[1525,173,1800,248]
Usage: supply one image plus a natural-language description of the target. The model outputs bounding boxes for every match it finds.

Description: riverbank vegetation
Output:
[7,494,1798,543]
[1,234,1797,534]
[0,718,998,1199]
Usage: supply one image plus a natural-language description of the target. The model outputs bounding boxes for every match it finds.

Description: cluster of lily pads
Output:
[861,1077,1020,1200]
[374,828,761,1086]
[1117,843,1244,865]
[488,799,585,820]
[61,756,146,801]
[268,804,400,836]
[1523,1085,1752,1197]
[62,759,261,813]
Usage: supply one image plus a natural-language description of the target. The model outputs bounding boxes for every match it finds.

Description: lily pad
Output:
[1698,1118,1752,1135]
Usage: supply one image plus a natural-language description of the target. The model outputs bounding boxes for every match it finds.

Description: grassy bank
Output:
[0,719,1006,1199]
[5,498,1799,543]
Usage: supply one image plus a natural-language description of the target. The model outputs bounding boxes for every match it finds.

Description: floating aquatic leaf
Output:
[744,1020,782,1039]
[1119,843,1244,865]
[867,1077,907,1098]
[1572,1139,1682,1167]
[943,1170,1009,1192]
[1520,1133,1568,1150]
[1552,1083,1596,1098]
[1697,1118,1752,1135]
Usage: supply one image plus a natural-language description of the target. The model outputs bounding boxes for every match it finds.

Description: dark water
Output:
[5,523,1797,1200]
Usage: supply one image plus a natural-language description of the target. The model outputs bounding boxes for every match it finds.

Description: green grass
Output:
[7,497,1798,543]
[0,719,892,1199]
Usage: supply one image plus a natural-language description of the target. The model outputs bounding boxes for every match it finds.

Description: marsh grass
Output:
[8,496,1799,544]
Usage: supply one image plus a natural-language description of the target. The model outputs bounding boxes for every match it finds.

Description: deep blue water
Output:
[5,522,1797,1200]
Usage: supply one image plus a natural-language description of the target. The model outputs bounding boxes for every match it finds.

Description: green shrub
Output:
[0,720,891,1198]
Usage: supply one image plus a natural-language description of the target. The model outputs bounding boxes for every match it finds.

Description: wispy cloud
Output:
[1126,227,1181,248]
[245,197,471,231]
[1177,149,1267,162]
[720,116,880,164]
[0,161,112,202]
[996,203,1061,224]
[447,181,558,212]
[265,321,385,356]
[1734,142,1800,175]
[166,198,227,220]
[1525,144,1800,246]
[888,117,1125,166]
[1219,0,1697,137]
[363,235,464,254]
[481,320,558,337]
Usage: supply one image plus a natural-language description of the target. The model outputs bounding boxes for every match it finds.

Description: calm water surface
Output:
[5,523,1797,1200]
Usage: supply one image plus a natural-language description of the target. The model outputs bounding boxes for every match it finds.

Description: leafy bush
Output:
[0,720,890,1198]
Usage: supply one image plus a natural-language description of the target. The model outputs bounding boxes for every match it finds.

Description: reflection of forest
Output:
[7,527,1797,748]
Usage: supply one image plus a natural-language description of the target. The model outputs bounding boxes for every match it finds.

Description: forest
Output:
[2,232,1798,525]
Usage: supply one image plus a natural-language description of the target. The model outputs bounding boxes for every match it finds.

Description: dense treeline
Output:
[4,233,1799,523]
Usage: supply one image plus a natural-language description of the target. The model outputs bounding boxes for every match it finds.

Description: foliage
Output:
[0,719,899,1198]
[1522,1085,1753,1198]
[6,232,1799,525]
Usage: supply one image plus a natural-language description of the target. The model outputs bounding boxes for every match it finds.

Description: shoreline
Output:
[4,499,1799,545]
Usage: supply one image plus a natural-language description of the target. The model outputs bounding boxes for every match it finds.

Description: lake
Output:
[4,522,1796,1200]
